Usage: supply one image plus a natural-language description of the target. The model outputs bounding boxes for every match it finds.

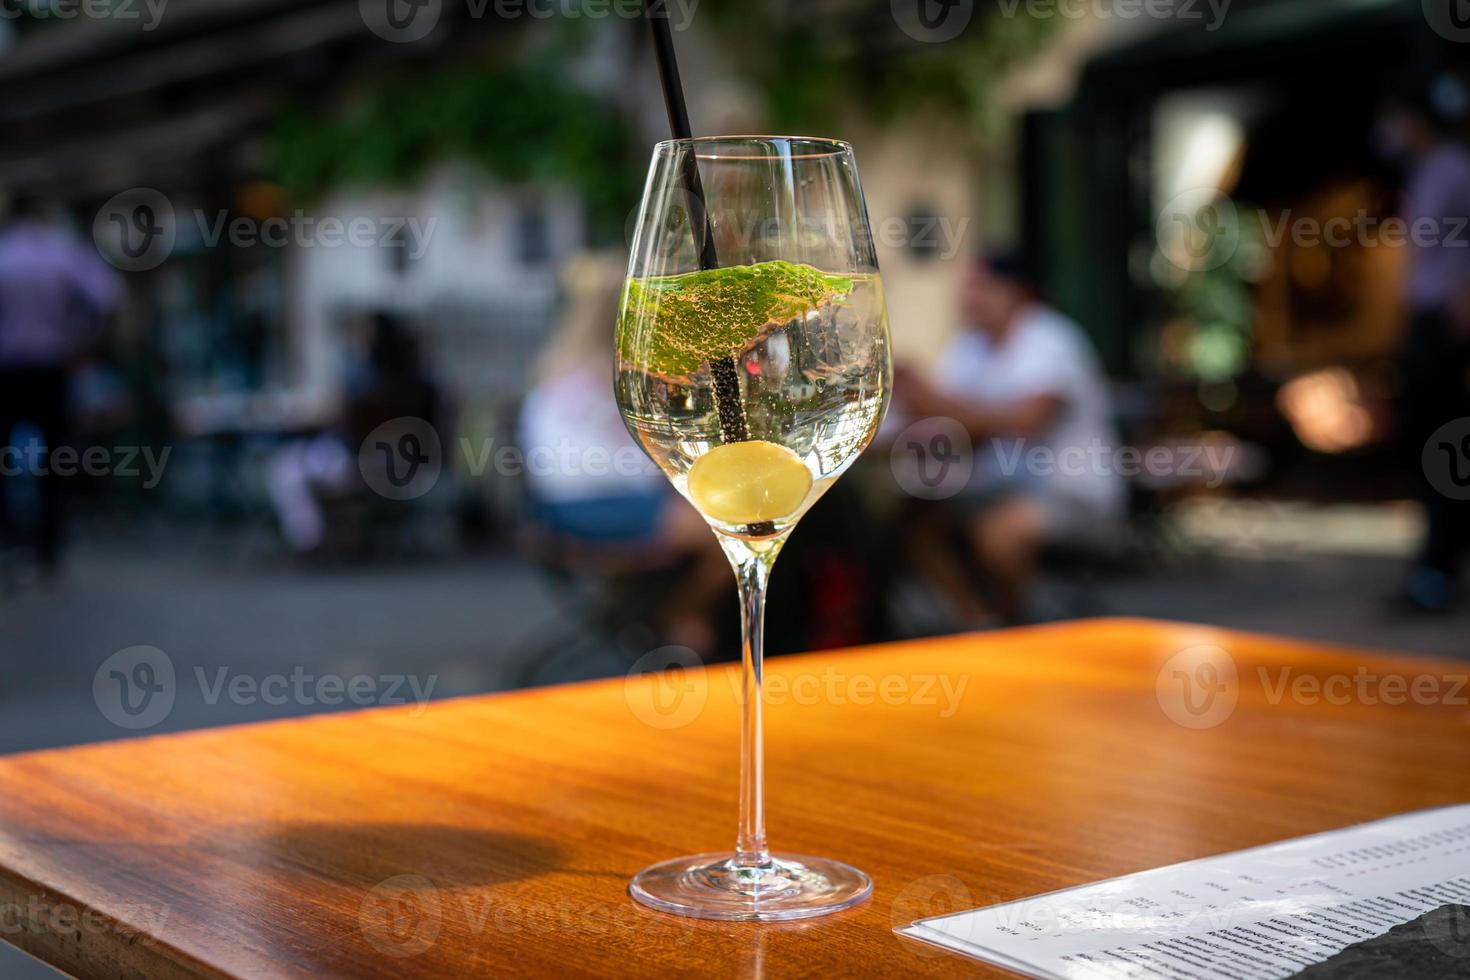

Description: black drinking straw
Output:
[642,0,750,448]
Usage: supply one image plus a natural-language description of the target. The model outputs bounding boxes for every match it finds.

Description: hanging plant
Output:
[696,0,1059,134]
[269,62,637,240]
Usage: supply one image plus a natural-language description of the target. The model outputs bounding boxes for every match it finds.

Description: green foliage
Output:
[1159,205,1264,381]
[268,4,1057,234]
[269,64,636,239]
[697,0,1059,134]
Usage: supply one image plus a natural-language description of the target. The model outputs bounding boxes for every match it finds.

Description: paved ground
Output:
[3,521,1465,758]
[1,518,1466,977]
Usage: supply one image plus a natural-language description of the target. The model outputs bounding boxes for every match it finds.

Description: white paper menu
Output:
[898,804,1470,979]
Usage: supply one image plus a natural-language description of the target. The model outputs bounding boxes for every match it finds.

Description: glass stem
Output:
[723,537,782,869]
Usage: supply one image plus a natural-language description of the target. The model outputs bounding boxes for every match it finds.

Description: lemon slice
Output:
[687,441,813,525]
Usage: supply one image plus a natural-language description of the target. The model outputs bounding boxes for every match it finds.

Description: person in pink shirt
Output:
[1378,86,1470,612]
[0,192,122,578]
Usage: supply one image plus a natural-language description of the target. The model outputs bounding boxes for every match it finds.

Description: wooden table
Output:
[1,618,1467,978]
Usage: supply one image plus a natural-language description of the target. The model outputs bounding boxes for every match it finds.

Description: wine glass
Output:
[616,136,891,920]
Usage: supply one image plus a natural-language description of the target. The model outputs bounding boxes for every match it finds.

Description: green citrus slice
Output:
[618,260,853,378]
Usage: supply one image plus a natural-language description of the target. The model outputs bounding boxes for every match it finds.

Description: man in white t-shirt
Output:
[895,255,1125,622]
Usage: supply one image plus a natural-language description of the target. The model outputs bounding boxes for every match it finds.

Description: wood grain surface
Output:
[0,618,1467,978]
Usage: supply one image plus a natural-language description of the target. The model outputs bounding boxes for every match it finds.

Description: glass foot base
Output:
[629,852,872,921]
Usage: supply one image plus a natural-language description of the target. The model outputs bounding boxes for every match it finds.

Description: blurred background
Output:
[3,0,1470,831]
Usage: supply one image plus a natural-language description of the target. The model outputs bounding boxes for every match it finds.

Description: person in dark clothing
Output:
[265,311,441,555]
[0,192,121,578]
[1379,85,1470,611]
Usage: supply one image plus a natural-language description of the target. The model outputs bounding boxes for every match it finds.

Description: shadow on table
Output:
[250,821,573,887]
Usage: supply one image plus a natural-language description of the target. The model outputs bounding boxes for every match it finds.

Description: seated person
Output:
[519,254,727,654]
[267,311,439,555]
[894,253,1125,624]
